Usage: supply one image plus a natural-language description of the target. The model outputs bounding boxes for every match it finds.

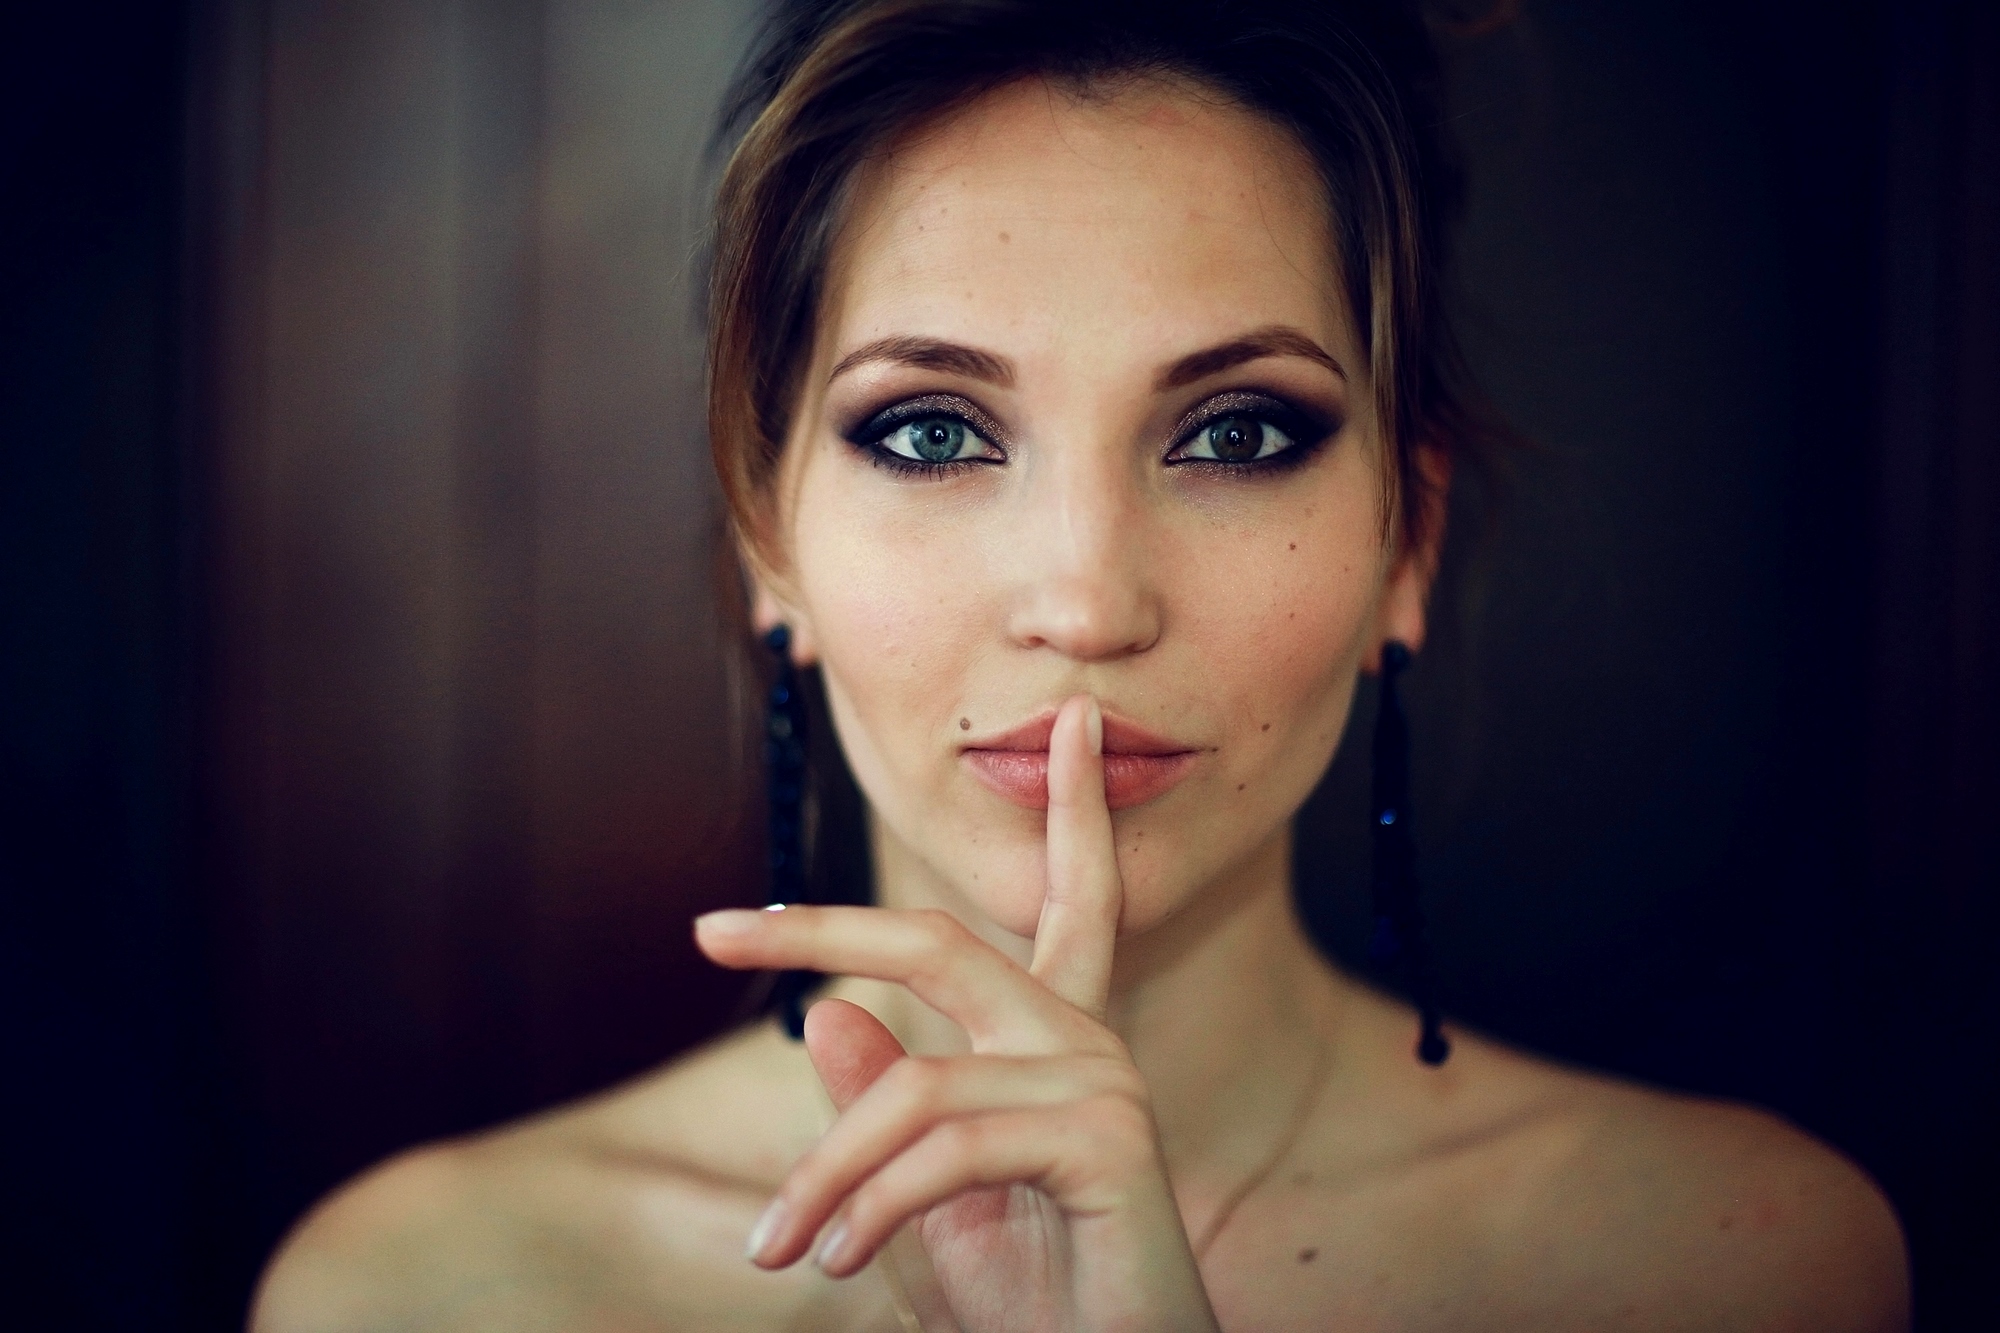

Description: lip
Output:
[960,710,1202,812]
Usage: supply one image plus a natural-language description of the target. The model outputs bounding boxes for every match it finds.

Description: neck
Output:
[832,818,1351,1203]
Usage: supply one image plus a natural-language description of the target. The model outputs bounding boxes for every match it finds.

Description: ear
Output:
[1363,442,1451,674]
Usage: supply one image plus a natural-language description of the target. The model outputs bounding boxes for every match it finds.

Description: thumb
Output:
[801,997,907,1111]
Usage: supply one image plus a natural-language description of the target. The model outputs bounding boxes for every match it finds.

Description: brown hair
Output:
[707,0,1504,561]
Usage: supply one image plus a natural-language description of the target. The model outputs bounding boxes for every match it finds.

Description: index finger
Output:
[695,906,1085,1052]
[1029,693,1121,1018]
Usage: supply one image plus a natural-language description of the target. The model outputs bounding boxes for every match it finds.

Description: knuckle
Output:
[847,1175,901,1239]
[1093,1057,1149,1104]
[932,1115,986,1164]
[1079,1091,1155,1151]
[911,909,965,951]
[903,911,974,990]
[1056,1014,1130,1060]
[884,1057,946,1117]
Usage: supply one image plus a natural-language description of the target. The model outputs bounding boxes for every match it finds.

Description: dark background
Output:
[3,0,1995,1329]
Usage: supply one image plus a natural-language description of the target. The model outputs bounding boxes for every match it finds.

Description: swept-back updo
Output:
[707,0,1501,561]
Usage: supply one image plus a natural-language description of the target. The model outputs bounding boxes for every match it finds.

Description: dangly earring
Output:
[764,624,814,1039]
[1370,640,1451,1066]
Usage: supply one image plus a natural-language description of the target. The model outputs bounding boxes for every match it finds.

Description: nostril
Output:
[1005,581,1161,661]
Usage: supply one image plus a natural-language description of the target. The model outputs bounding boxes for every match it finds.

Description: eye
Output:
[878,415,989,464]
[1169,405,1325,469]
[1165,390,1335,472]
[847,397,1007,476]
[1192,413,1290,462]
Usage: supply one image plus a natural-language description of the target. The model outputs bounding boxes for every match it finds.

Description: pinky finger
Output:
[813,1098,1153,1279]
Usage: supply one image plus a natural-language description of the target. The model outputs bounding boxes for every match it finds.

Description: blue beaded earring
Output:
[764,625,814,1039]
[1370,640,1451,1066]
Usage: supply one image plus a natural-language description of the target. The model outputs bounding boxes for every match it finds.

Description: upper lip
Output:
[961,710,1198,757]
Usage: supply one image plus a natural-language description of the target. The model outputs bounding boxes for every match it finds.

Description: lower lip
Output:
[961,750,1198,812]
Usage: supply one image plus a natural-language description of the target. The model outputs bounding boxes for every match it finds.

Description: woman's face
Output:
[763,77,1432,942]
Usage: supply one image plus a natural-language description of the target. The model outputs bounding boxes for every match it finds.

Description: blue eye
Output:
[844,395,1006,477]
[862,411,1001,472]
[885,416,976,463]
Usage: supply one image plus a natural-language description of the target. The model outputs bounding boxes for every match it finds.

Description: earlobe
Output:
[1365,442,1450,674]
[1365,560,1431,673]
[751,582,785,636]
[751,581,819,666]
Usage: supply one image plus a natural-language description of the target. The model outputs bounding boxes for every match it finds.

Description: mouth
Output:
[959,711,1202,812]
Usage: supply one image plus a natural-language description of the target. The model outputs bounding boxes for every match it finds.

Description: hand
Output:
[695,694,1220,1333]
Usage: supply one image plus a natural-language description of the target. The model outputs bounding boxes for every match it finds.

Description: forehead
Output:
[822,76,1352,363]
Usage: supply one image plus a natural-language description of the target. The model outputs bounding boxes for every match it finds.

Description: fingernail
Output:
[1085,695,1103,757]
[815,1219,851,1272]
[745,1197,787,1262]
[696,909,761,938]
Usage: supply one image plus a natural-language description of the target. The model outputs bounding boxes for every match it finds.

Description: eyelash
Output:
[1166,393,1337,475]
[845,396,1006,479]
[843,391,1337,479]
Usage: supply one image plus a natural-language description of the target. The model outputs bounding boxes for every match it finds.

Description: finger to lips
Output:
[1029,693,1122,1020]
[694,906,1087,1053]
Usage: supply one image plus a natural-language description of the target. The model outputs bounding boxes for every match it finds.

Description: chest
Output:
[1189,1164,1641,1333]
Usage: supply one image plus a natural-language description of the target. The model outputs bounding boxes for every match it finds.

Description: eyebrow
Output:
[828,336,1015,387]
[824,324,1345,392]
[1157,326,1347,389]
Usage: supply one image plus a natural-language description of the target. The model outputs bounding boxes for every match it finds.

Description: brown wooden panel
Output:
[198,0,763,1205]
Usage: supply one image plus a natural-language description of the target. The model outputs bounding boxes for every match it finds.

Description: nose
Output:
[1003,445,1162,662]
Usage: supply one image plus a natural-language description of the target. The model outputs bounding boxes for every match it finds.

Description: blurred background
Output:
[3,0,1995,1328]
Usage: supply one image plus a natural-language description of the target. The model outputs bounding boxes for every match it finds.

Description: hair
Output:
[707,0,1506,564]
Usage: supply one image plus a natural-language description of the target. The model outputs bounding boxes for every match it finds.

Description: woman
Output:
[252,1,1908,1328]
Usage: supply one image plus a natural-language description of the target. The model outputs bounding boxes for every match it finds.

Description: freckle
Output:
[1261,723,1271,732]
[1237,783,1247,792]
[1298,1248,1318,1264]
[1289,542,1296,551]
[959,717,970,730]
[998,231,1010,242]
[1719,1214,1734,1231]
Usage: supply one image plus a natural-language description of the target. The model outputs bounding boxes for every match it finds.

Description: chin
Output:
[936,834,1055,940]
[926,809,1230,944]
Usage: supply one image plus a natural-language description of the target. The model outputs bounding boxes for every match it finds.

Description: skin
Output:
[251,77,1910,1332]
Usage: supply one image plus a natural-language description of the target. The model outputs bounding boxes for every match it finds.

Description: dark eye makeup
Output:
[842,393,1008,479]
[839,387,1338,480]
[1164,390,1338,474]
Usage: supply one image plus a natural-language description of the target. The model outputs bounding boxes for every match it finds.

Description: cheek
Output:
[1176,497,1382,746]
[788,465,989,788]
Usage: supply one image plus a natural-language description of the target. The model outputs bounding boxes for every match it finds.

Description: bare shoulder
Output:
[1456,1031,1911,1332]
[1249,981,1909,1333]
[251,1020,888,1333]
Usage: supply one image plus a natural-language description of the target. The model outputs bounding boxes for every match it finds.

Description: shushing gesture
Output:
[695,694,1221,1332]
